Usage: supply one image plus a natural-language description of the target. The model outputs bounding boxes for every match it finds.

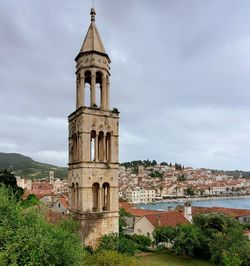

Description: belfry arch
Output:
[92,182,99,212]
[102,182,110,211]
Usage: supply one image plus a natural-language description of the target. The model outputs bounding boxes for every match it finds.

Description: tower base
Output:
[72,210,119,247]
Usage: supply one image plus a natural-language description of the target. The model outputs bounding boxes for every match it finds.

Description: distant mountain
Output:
[0,153,67,179]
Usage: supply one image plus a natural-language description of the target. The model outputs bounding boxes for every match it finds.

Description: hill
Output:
[0,153,67,179]
[206,168,250,179]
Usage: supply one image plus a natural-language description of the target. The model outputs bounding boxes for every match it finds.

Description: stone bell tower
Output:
[67,8,119,247]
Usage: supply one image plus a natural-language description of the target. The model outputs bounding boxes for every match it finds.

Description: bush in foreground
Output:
[153,213,250,266]
[84,250,136,266]
[0,186,84,266]
[98,233,137,256]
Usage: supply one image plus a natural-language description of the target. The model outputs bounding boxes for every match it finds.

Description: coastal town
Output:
[120,161,250,203]
[13,163,250,243]
[15,161,250,213]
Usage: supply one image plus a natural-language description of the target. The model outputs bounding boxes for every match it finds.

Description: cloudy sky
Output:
[1,0,250,170]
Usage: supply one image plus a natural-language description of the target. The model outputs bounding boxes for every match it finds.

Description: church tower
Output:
[68,8,119,247]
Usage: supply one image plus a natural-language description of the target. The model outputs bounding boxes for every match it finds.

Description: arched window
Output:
[84,70,91,107]
[102,182,110,211]
[90,130,96,161]
[98,131,105,162]
[96,71,103,108]
[106,132,111,162]
[92,183,99,212]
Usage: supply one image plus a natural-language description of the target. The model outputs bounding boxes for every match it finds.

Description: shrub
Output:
[0,186,84,266]
[20,194,40,208]
[172,224,203,257]
[84,250,136,266]
[98,233,137,256]
[126,234,152,251]
[153,226,176,246]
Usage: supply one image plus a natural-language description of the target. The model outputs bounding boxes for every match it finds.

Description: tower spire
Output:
[76,7,110,62]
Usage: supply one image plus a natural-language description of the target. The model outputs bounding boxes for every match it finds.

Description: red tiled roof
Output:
[119,202,162,217]
[245,230,250,235]
[192,206,250,218]
[145,211,189,227]
[129,208,163,217]
[59,197,68,209]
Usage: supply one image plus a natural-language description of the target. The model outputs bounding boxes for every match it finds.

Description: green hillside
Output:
[0,153,67,179]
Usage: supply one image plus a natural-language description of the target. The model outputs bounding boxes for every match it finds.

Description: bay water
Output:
[136,198,250,211]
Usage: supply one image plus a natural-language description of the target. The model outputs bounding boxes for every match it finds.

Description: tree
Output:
[119,208,131,233]
[125,234,152,251]
[172,224,203,257]
[153,226,176,246]
[0,186,84,266]
[185,186,195,196]
[20,194,40,208]
[193,213,250,264]
[0,169,23,199]
[177,175,186,182]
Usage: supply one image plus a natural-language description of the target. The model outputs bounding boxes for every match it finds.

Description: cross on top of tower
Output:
[90,7,96,22]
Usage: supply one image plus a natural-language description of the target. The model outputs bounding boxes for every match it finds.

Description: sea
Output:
[136,198,250,211]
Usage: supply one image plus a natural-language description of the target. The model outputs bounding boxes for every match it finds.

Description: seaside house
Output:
[134,211,189,240]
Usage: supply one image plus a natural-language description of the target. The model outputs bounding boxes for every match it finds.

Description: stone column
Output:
[101,75,107,110]
[78,187,82,212]
[98,187,103,211]
[76,75,80,109]
[91,74,96,107]
[72,187,75,209]
[75,186,78,210]
[94,133,98,162]
[107,187,111,211]
[106,79,110,110]
[103,134,107,162]
[79,74,85,107]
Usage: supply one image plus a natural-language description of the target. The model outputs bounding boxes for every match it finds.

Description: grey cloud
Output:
[1,0,250,170]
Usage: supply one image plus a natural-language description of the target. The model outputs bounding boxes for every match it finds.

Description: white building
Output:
[126,187,156,203]
[16,177,32,190]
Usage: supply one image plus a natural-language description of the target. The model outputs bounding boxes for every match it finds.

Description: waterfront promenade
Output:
[137,195,250,211]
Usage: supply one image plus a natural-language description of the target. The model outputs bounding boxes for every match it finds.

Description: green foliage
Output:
[153,226,176,246]
[174,163,183,170]
[154,213,250,265]
[177,174,187,181]
[120,160,157,169]
[172,224,203,257]
[20,194,40,208]
[119,208,131,233]
[0,169,24,200]
[131,167,138,174]
[149,170,163,179]
[98,233,137,256]
[0,186,84,266]
[0,152,67,179]
[242,223,250,229]
[84,250,136,266]
[125,234,152,251]
[209,230,250,266]
[193,213,250,264]
[185,186,195,196]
